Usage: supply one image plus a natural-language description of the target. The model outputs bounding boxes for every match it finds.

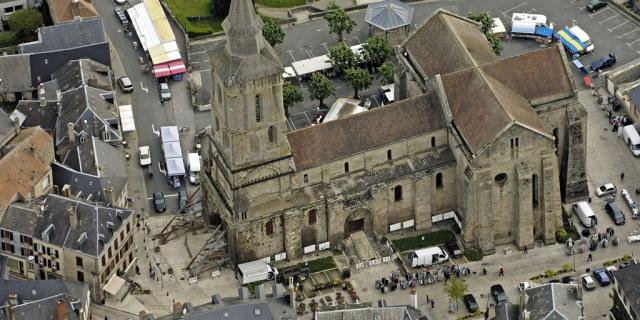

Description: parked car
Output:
[139,146,151,166]
[490,284,508,304]
[159,82,172,101]
[445,241,463,258]
[586,0,607,12]
[581,274,596,290]
[178,190,188,213]
[590,52,616,72]
[153,192,166,213]
[620,261,633,269]
[463,294,478,313]
[592,269,611,286]
[117,76,133,93]
[606,265,618,282]
[595,183,616,197]
[115,0,127,4]
[605,202,626,225]
[561,276,576,284]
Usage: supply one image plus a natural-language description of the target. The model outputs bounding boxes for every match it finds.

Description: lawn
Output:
[304,256,336,273]
[391,230,456,252]
[163,0,222,36]
[257,0,310,8]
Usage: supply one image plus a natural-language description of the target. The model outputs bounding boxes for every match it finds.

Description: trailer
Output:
[554,26,588,57]
[237,260,278,285]
[510,13,554,43]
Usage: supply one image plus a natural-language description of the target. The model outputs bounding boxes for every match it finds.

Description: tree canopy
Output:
[467,11,503,55]
[8,9,43,38]
[308,73,334,108]
[443,278,468,314]
[361,37,392,70]
[283,81,303,117]
[328,43,358,75]
[262,19,285,47]
[377,61,395,85]
[324,3,356,42]
[345,68,372,99]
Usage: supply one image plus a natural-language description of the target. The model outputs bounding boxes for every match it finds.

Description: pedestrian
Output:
[587,253,593,262]
[499,265,504,277]
[524,246,528,254]
[426,294,430,304]
[621,172,625,181]
[235,270,238,279]
[430,298,435,308]
[482,267,487,276]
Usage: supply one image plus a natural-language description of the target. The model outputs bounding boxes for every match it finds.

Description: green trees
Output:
[324,3,356,42]
[8,9,43,39]
[283,81,303,117]
[328,43,358,75]
[443,278,468,314]
[345,68,372,99]
[377,61,395,85]
[361,37,392,72]
[308,73,334,108]
[262,19,285,47]
[467,11,503,55]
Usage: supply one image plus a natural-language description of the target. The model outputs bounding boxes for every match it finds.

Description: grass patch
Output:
[463,248,483,261]
[245,281,263,295]
[257,0,309,8]
[163,0,222,36]
[391,230,456,252]
[0,31,17,47]
[304,256,336,273]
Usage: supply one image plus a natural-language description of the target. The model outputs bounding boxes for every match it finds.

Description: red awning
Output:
[153,64,171,78]
[168,60,187,75]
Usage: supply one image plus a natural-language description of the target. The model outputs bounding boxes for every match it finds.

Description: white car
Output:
[581,274,596,290]
[115,0,127,4]
[139,146,151,166]
[595,183,616,197]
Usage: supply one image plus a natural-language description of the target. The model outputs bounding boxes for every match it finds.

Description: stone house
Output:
[200,0,587,263]
[0,279,91,320]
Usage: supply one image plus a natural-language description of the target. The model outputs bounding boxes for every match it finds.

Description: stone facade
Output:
[200,5,586,263]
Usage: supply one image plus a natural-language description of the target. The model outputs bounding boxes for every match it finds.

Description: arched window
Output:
[431,137,436,147]
[308,209,317,225]
[436,172,443,188]
[387,149,392,160]
[268,126,276,143]
[303,174,309,183]
[394,185,403,202]
[255,95,262,123]
[532,174,539,208]
[265,220,274,236]
[344,162,350,173]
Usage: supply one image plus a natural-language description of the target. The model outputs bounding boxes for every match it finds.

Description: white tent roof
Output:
[364,0,414,31]
[118,105,136,132]
[163,141,183,159]
[166,157,186,176]
[103,275,126,295]
[160,126,180,143]
[292,55,332,76]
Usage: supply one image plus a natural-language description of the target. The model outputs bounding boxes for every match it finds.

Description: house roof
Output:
[46,0,97,24]
[0,279,89,320]
[441,68,548,154]
[1,194,133,257]
[19,18,105,54]
[287,91,446,170]
[364,0,414,31]
[523,283,582,320]
[403,9,497,79]
[13,101,58,133]
[315,306,419,320]
[628,85,640,108]
[0,127,54,211]
[0,54,32,92]
[612,263,640,315]
[53,59,112,92]
[0,109,15,146]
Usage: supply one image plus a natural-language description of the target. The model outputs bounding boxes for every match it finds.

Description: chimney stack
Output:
[238,287,249,301]
[40,96,46,107]
[7,294,17,307]
[55,298,68,320]
[12,117,19,135]
[67,123,75,143]
[67,206,78,230]
[104,185,115,205]
[61,184,71,197]
[255,284,266,300]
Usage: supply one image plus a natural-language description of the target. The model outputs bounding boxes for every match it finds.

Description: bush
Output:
[556,229,569,243]
[463,248,483,261]
[0,32,17,47]
[562,263,573,272]
[544,269,556,278]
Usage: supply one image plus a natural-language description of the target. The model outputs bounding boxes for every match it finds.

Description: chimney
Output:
[56,90,62,115]
[255,284,266,300]
[211,294,222,305]
[272,282,285,298]
[172,302,182,319]
[40,96,46,107]
[55,298,68,320]
[40,204,47,216]
[238,287,249,301]
[71,0,79,18]
[13,117,19,135]
[8,294,17,307]
[67,123,75,143]
[67,206,78,230]
[61,184,71,197]
[103,185,115,205]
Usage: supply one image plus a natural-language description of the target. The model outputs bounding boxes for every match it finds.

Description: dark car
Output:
[445,241,463,258]
[153,192,166,213]
[586,0,607,12]
[590,52,616,72]
[605,202,626,225]
[592,269,611,286]
[548,279,561,283]
[562,275,577,284]
[490,284,508,304]
[178,190,188,213]
[463,294,478,313]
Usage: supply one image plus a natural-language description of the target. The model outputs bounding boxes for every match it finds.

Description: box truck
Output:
[237,260,279,285]
[573,201,597,228]
[510,13,554,42]
[408,246,449,268]
[188,153,201,184]
[621,125,640,157]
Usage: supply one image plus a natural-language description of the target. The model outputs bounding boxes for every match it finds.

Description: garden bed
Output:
[391,230,456,252]
[257,0,309,8]
[163,0,222,36]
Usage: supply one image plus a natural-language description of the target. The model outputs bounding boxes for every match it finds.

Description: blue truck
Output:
[554,26,588,57]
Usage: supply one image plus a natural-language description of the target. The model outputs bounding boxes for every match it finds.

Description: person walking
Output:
[430,298,435,308]
[524,246,528,254]
[587,253,593,262]
[498,265,504,276]
[621,172,625,181]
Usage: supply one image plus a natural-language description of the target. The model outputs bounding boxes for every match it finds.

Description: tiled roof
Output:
[0,127,54,211]
[523,283,581,320]
[19,18,104,54]
[287,91,445,170]
[613,263,640,316]
[0,279,88,320]
[0,55,32,92]
[46,0,97,24]
[53,59,112,92]
[0,109,15,146]
[13,101,58,133]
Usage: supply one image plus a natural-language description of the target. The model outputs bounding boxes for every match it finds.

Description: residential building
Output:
[604,58,640,125]
[0,109,16,147]
[0,194,135,302]
[315,305,425,320]
[0,126,54,212]
[44,0,96,24]
[200,0,583,263]
[0,279,90,320]
[520,283,584,319]
[0,0,42,22]
[611,263,640,320]
[0,55,33,102]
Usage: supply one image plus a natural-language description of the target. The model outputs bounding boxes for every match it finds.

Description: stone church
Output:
[200,0,588,263]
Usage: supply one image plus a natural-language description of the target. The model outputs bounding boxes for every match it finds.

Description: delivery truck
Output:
[408,246,449,268]
[510,13,554,43]
[237,260,279,285]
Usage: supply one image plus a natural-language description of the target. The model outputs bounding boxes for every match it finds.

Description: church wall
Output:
[232,214,286,262]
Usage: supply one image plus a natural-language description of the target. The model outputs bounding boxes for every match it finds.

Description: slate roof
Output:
[441,68,548,154]
[53,59,112,92]
[0,127,54,211]
[0,279,89,320]
[403,9,497,79]
[0,109,15,146]
[13,101,58,133]
[287,90,446,170]
[628,85,640,109]
[315,306,418,320]
[19,18,105,54]
[523,283,582,320]
[365,0,414,31]
[612,262,640,316]
[1,194,133,257]
[0,55,32,92]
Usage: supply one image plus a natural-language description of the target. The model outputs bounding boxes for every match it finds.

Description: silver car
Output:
[159,82,171,101]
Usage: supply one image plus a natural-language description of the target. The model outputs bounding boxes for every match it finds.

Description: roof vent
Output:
[106,221,114,232]
[76,232,87,248]
[97,233,105,246]
[39,205,47,216]
[42,224,54,242]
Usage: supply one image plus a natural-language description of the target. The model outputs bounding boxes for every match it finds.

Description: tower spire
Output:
[222,0,265,57]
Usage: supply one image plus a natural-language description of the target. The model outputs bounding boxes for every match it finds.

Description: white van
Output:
[568,26,594,53]
[573,201,597,228]
[621,125,640,156]
[188,153,201,185]
[408,246,449,268]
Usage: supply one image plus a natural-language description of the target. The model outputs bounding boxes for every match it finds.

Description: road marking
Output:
[287,50,296,62]
[315,29,323,32]
[303,111,312,125]
[590,7,613,17]
[627,38,640,46]
[609,20,629,31]
[305,48,313,58]
[502,2,527,18]
[322,43,329,54]
[598,13,619,24]
[618,28,639,38]
[525,8,536,13]
[287,118,296,131]
[352,35,360,44]
[147,193,178,200]
[191,51,208,55]
[151,124,160,137]
[140,82,148,93]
